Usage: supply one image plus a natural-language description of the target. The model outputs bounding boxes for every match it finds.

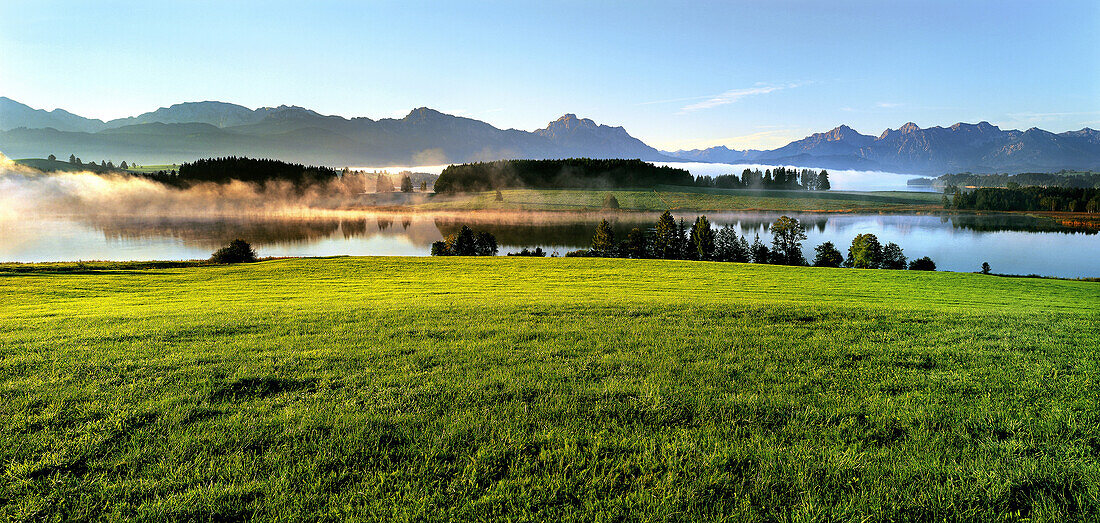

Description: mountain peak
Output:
[899,122,920,133]
[545,113,598,131]
[404,107,448,121]
[821,124,862,141]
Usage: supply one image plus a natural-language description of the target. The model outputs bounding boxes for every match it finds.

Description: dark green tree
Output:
[817,170,831,191]
[689,215,715,260]
[847,233,883,269]
[210,239,257,264]
[750,234,770,264]
[474,232,498,256]
[592,219,615,254]
[653,211,679,259]
[713,225,742,262]
[812,242,844,267]
[881,242,907,270]
[68,154,76,164]
[769,215,807,265]
[400,175,413,193]
[981,262,991,275]
[908,256,936,271]
[48,154,56,161]
[450,226,478,255]
[624,227,649,259]
[675,219,689,259]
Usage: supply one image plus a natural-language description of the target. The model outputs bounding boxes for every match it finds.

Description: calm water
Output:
[2,212,1097,278]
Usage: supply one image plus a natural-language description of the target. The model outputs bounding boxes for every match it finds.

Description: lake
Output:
[2,211,1096,278]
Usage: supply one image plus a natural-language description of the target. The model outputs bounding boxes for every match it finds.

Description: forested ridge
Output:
[433,159,694,192]
[142,157,339,187]
[946,186,1100,213]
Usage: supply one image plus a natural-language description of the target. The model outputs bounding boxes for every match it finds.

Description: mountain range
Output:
[2,97,1098,174]
[667,122,1100,174]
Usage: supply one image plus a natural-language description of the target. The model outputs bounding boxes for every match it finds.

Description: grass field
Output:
[2,257,1098,521]
[414,187,943,213]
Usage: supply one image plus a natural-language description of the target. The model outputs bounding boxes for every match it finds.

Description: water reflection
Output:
[1,211,1096,278]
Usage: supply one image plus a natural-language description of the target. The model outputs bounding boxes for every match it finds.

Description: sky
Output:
[1,0,1098,151]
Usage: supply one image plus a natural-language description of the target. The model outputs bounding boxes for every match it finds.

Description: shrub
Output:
[909,257,937,271]
[507,247,547,257]
[210,239,257,264]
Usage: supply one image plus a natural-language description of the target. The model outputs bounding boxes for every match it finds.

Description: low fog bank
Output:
[0,153,401,220]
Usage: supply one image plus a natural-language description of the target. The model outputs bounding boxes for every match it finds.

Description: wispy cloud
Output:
[875,102,903,108]
[677,84,797,114]
[637,94,713,106]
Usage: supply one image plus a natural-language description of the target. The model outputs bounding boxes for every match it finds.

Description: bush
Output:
[210,239,257,264]
[507,247,547,257]
[908,257,936,271]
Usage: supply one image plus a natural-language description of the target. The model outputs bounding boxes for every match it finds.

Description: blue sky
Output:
[1,0,1097,150]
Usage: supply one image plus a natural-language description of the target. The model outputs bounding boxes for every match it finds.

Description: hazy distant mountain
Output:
[665,146,762,164]
[104,101,265,128]
[667,122,1100,174]
[533,114,667,160]
[0,97,107,133]
[0,99,674,166]
[2,97,1097,173]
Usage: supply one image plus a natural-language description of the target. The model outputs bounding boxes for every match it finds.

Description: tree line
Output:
[691,167,831,191]
[938,172,1100,190]
[433,158,694,193]
[430,225,499,256]
[569,212,936,270]
[141,157,340,188]
[944,186,1100,213]
[51,154,134,172]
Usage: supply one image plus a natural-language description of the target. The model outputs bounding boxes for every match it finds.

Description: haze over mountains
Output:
[2,97,1097,174]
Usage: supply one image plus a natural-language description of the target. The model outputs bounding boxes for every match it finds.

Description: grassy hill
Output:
[13,157,110,173]
[1,257,1097,520]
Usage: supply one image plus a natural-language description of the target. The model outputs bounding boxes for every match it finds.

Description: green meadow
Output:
[415,187,943,213]
[2,257,1098,521]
